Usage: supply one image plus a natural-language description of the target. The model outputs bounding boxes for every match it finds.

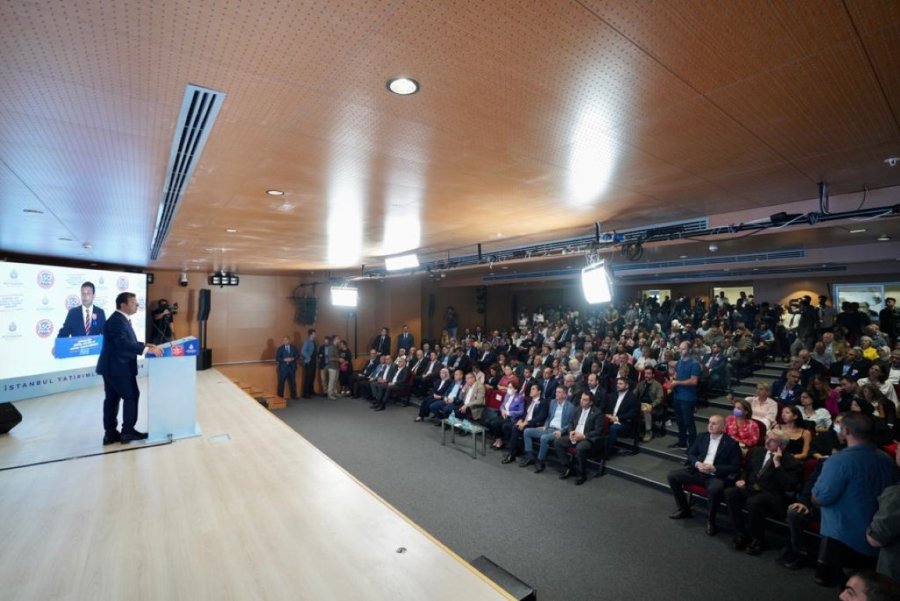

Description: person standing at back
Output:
[275,335,299,400]
[300,329,317,399]
[95,292,161,445]
[668,341,701,450]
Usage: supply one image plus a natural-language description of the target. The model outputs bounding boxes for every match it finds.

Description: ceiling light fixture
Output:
[266,189,284,196]
[849,228,867,234]
[225,228,238,233]
[385,253,419,271]
[386,77,419,95]
[877,234,891,241]
[23,208,44,214]
[58,237,73,242]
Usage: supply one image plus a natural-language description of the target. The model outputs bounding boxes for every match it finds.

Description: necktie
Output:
[85,309,91,335]
[757,452,773,478]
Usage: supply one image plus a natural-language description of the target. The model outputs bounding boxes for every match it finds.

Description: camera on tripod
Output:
[158,299,178,316]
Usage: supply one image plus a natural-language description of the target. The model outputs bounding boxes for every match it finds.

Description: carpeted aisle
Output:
[277,396,829,601]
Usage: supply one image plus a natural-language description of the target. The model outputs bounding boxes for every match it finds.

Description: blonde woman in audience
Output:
[798,389,832,433]
[746,382,778,428]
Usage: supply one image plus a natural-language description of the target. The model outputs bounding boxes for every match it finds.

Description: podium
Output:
[145,336,202,441]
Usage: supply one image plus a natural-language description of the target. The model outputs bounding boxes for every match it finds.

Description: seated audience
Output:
[799,389,833,432]
[424,368,464,422]
[370,356,410,411]
[725,398,761,451]
[520,386,574,473]
[775,405,813,461]
[810,374,840,416]
[772,368,802,405]
[485,381,525,447]
[603,377,640,449]
[501,383,547,463]
[635,366,664,442]
[725,430,802,555]
[454,371,485,421]
[554,391,608,485]
[746,382,779,428]
[667,415,741,536]
[838,571,900,601]
[350,350,380,398]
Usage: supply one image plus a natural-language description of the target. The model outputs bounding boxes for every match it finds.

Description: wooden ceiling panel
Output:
[708,39,899,160]
[582,0,856,93]
[2,1,899,273]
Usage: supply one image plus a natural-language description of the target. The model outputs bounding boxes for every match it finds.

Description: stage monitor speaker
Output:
[198,288,211,321]
[470,556,536,601]
[0,402,23,434]
[295,297,318,324]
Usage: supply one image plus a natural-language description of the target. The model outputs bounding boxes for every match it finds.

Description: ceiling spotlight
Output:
[386,77,419,95]
[225,228,238,233]
[849,228,867,234]
[266,189,284,196]
[885,157,899,167]
[708,243,718,252]
[877,234,891,241]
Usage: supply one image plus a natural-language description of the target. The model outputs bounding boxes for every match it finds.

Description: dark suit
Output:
[372,364,410,408]
[829,359,870,381]
[58,305,106,338]
[602,389,640,447]
[372,334,391,356]
[397,332,414,354]
[667,432,741,522]
[351,358,379,398]
[725,445,801,543]
[478,350,497,371]
[419,377,453,418]
[504,398,549,459]
[95,311,146,437]
[554,405,609,478]
[275,343,299,398]
[539,376,558,400]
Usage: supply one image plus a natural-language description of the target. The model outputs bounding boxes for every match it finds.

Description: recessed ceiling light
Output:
[877,234,891,241]
[386,77,419,95]
[225,228,238,233]
[58,237,73,242]
[23,208,44,214]
[679,255,688,259]
[849,228,867,234]
[266,189,284,196]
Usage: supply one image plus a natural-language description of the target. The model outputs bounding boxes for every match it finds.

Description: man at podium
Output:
[96,292,162,445]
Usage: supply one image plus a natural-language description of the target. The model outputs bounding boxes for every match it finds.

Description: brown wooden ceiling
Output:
[1,0,899,275]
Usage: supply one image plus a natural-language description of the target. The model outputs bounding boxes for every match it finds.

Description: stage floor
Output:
[0,370,511,600]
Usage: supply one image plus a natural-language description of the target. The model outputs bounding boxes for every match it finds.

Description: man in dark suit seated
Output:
[415,367,453,422]
[95,292,162,445]
[58,280,106,339]
[603,377,640,449]
[725,429,802,555]
[830,348,871,382]
[554,391,609,485]
[667,414,741,536]
[370,356,410,411]
[538,366,558,401]
[701,342,728,392]
[350,349,380,398]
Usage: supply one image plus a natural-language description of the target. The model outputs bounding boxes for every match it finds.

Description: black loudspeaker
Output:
[0,402,23,434]
[198,288,211,321]
[295,297,317,324]
[427,294,435,317]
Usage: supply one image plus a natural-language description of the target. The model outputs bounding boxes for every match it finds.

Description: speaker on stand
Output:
[197,288,212,370]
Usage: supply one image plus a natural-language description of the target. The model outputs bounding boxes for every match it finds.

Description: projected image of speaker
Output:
[198,288,211,321]
[0,402,23,434]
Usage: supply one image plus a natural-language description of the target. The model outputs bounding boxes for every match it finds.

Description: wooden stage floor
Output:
[0,369,512,600]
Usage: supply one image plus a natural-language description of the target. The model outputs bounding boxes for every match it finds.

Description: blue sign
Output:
[146,336,200,358]
[55,335,104,358]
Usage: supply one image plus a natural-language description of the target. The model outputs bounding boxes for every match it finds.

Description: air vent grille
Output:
[150,84,226,260]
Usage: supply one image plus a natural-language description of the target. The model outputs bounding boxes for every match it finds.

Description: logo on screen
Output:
[8,322,16,332]
[137,296,145,311]
[9,270,18,280]
[37,270,55,289]
[65,295,80,309]
[172,345,184,356]
[35,319,54,338]
[98,276,105,285]
[116,276,128,291]
[42,296,50,306]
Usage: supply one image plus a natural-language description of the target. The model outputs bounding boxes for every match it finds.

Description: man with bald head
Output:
[667,415,741,536]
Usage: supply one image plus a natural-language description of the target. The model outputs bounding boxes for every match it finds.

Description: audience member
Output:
[667,415,741,536]
[669,341,701,450]
[520,386,574,473]
[865,448,900,583]
[501,383,547,464]
[725,398,761,451]
[554,391,608,485]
